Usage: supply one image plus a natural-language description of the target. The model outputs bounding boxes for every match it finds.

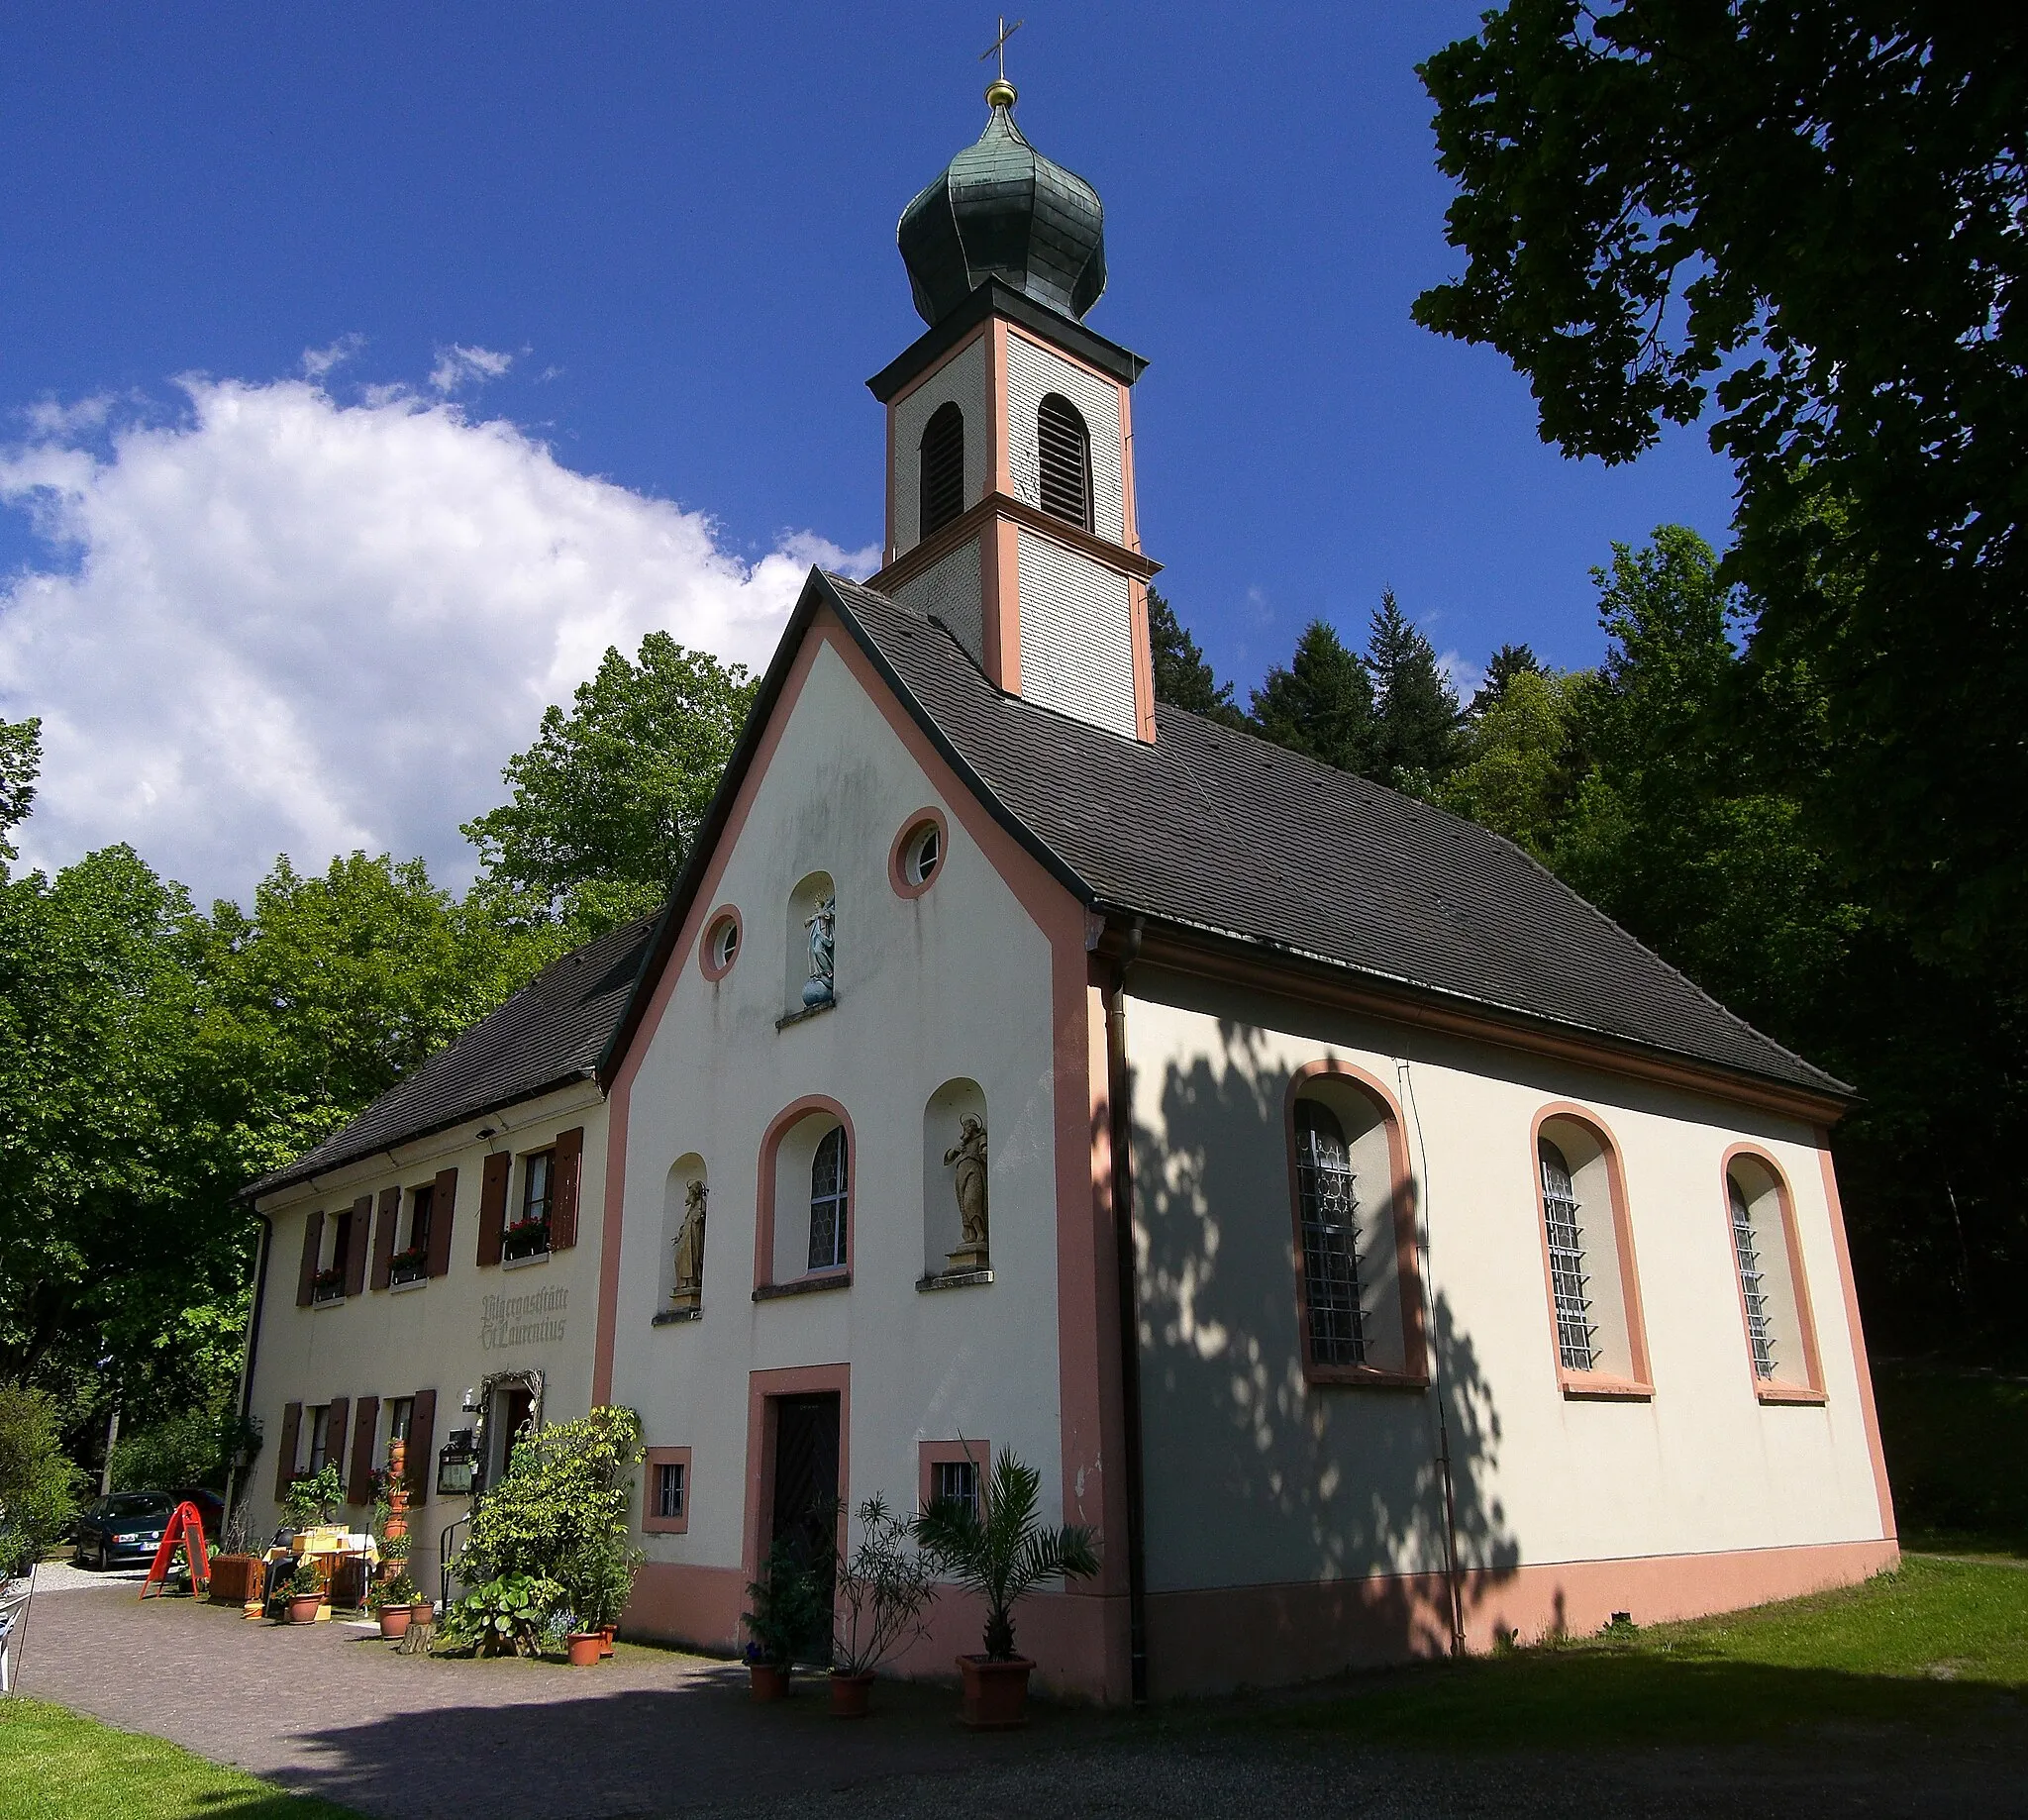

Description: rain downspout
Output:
[1107,916,1150,1703]
[1397,1059,1467,1656]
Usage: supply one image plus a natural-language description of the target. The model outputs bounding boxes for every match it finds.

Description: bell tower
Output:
[866,78,1159,744]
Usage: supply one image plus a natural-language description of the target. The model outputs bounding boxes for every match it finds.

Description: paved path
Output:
[14,1575,2027,1818]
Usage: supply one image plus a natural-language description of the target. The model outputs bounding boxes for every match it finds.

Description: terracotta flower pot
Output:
[958,1654,1034,1729]
[567,1631,603,1667]
[286,1594,324,1625]
[410,1600,434,1622]
[598,1624,616,1658]
[378,1604,413,1640]
[829,1669,875,1719]
[749,1663,790,1701]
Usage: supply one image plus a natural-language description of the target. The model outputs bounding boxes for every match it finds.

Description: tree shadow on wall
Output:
[1133,1020,1519,1673]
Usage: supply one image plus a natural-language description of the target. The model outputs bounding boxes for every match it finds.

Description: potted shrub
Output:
[914,1450,1099,1729]
[742,1535,822,1701]
[207,1503,264,1606]
[371,1569,420,1638]
[440,1572,558,1657]
[828,1495,937,1719]
[283,1557,325,1624]
[280,1465,343,1534]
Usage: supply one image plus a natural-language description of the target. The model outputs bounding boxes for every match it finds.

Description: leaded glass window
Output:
[1539,1139,1596,1370]
[1729,1175,1777,1378]
[808,1126,849,1270]
[1295,1100,1366,1366]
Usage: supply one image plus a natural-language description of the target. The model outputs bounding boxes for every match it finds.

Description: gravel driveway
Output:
[12,1574,2024,1818]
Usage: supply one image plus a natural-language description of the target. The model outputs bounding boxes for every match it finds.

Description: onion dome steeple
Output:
[897,80,1108,328]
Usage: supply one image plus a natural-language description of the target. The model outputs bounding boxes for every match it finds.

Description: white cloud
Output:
[1436,648,1484,705]
[300,334,364,379]
[428,344,514,394]
[0,374,874,903]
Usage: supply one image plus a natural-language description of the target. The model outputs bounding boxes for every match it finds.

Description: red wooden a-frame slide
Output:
[138,1501,211,1600]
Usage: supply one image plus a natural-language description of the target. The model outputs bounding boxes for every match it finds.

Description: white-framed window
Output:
[505,1150,554,1262]
[306,1404,332,1474]
[903,821,941,886]
[808,1126,849,1270]
[1728,1174,1777,1378]
[710,916,739,971]
[1539,1138,1595,1371]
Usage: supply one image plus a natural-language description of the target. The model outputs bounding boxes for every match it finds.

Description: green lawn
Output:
[1250,1556,2028,1751]
[0,1700,361,1820]
[1874,1359,2028,1557]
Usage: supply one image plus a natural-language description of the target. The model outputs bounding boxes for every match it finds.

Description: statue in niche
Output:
[670,1178,706,1310]
[802,895,836,1007]
[943,1114,989,1272]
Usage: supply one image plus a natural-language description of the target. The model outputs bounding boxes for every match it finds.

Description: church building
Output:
[243,78,1896,1702]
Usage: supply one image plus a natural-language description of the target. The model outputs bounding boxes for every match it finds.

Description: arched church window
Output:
[1727,1173,1776,1378]
[919,402,965,537]
[808,1126,849,1271]
[1723,1152,1824,1400]
[1037,393,1092,531]
[1294,1099,1366,1366]
[1538,1138,1595,1371]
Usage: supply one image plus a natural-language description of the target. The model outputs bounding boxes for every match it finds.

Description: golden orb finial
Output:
[985,76,1017,110]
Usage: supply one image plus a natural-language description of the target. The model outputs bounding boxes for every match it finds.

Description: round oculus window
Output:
[706,915,740,973]
[903,821,942,887]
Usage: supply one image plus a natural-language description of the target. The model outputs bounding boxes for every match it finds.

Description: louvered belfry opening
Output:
[918,402,965,537]
[1037,392,1092,530]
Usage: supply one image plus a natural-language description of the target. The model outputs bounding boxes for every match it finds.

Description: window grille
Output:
[808,1126,849,1270]
[656,1461,686,1521]
[1294,1100,1366,1365]
[1539,1139,1596,1370]
[919,403,964,537]
[1037,393,1092,531]
[932,1459,980,1521]
[1728,1175,1777,1378]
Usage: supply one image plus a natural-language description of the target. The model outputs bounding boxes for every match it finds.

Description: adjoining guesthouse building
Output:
[240,73,1896,1697]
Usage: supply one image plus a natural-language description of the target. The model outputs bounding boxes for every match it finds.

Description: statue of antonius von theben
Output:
[943,1114,989,1273]
[670,1178,706,1310]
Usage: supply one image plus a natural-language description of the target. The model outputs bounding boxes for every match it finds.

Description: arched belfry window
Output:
[1294,1099,1366,1366]
[1037,393,1092,531]
[808,1126,849,1271]
[919,402,965,537]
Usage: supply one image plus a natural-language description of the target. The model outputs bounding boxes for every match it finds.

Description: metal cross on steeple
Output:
[979,16,1023,82]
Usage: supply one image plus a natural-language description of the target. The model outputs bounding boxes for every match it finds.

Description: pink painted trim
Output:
[918,1437,990,1516]
[1815,1137,1897,1539]
[1140,1536,1897,1698]
[989,518,1022,692]
[741,1363,850,1592]
[698,905,742,982]
[887,806,949,900]
[1530,1103,1656,1398]
[642,1446,691,1535]
[987,320,1011,500]
[625,1560,748,1655]
[1718,1144,1827,1401]
[1283,1060,1430,1388]
[1127,575,1157,745]
[753,1095,857,1293]
[1116,376,1140,553]
[591,627,830,1404]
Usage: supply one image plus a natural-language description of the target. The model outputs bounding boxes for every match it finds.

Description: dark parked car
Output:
[72,1492,174,1569]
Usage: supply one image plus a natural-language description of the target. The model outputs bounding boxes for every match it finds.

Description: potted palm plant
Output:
[742,1535,822,1701]
[828,1495,937,1718]
[913,1450,1099,1729]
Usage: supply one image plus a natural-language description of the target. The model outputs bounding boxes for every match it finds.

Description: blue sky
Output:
[0,4,1739,898]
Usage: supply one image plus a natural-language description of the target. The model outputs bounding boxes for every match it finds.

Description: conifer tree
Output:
[1366,589,1460,785]
[1146,588,1243,726]
[1249,620,1376,775]
[1468,642,1541,718]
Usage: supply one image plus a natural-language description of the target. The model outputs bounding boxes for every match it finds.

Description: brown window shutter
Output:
[348,1395,380,1504]
[344,1203,371,1297]
[426,1167,458,1277]
[296,1209,324,1308]
[406,1387,437,1506]
[325,1398,350,1490]
[476,1151,510,1267]
[368,1189,396,1290]
[274,1401,302,1500]
[551,1126,585,1251]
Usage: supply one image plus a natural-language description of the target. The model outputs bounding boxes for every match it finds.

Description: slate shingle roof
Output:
[250,912,657,1197]
[817,572,1846,1101]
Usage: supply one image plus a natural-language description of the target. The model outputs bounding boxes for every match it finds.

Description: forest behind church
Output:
[0,3,2020,1502]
